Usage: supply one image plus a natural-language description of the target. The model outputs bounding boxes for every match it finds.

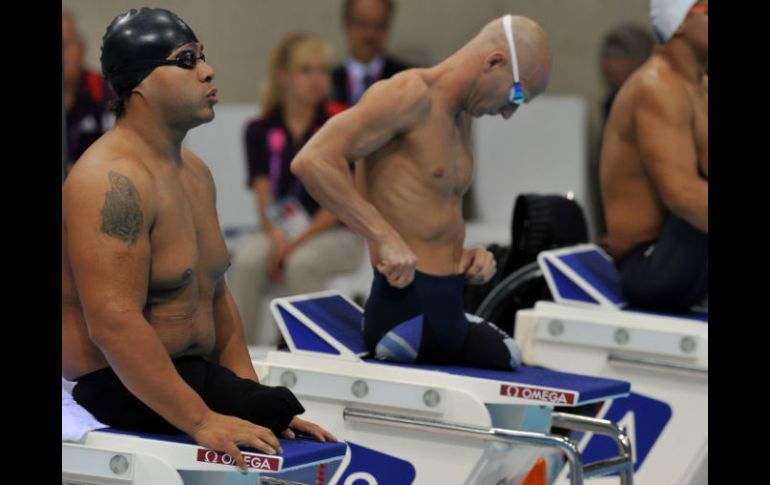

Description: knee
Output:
[463,321,522,370]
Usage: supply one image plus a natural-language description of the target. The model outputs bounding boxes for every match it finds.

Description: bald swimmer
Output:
[292,15,551,369]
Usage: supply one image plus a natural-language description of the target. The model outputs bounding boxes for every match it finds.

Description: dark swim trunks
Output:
[72,356,304,435]
[363,269,522,370]
[617,215,707,312]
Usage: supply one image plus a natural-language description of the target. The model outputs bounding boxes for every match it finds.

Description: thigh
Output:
[413,272,470,362]
[72,357,209,434]
[363,271,423,354]
[648,216,708,274]
[618,216,707,310]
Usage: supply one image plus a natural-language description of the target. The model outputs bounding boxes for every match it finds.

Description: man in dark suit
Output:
[331,0,410,105]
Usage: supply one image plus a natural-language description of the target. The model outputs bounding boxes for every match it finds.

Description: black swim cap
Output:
[101,8,199,97]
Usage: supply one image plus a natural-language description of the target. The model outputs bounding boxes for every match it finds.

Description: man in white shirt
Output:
[331,0,410,105]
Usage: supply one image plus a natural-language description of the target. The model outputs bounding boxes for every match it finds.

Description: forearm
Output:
[210,288,259,381]
[90,318,210,434]
[292,151,395,244]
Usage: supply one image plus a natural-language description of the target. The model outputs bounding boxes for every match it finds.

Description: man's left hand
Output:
[457,246,497,285]
[281,416,337,442]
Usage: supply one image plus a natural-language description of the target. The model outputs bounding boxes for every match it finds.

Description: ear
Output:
[483,51,506,73]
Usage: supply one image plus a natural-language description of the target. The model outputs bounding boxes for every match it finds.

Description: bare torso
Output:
[62,130,230,380]
[600,55,708,259]
[358,71,475,275]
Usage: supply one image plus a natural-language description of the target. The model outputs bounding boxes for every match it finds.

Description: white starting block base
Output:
[515,244,707,485]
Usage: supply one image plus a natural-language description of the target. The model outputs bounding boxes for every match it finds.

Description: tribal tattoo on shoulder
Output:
[100,170,144,245]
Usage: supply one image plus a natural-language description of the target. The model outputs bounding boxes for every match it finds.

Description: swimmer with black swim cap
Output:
[100,7,217,120]
[63,7,335,473]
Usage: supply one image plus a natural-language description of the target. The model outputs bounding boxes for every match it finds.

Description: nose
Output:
[199,59,215,83]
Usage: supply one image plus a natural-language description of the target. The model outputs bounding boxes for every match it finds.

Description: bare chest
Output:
[149,171,229,293]
[402,113,474,197]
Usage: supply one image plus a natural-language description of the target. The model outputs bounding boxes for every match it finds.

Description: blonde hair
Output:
[260,33,331,115]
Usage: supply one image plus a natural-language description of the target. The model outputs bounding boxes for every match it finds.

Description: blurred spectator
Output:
[600,22,655,126]
[331,0,410,105]
[62,11,115,170]
[229,33,365,345]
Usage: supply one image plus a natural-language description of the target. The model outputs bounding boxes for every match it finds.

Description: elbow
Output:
[84,310,135,348]
[86,324,117,349]
[290,154,311,179]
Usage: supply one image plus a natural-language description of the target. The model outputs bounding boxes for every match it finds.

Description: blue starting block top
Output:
[272,291,631,405]
[539,244,707,323]
[366,360,629,404]
[272,292,368,358]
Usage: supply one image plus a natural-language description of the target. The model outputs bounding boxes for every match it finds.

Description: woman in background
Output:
[229,33,364,345]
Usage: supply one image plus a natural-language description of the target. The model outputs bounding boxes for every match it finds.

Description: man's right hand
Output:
[191,410,283,471]
[375,231,417,288]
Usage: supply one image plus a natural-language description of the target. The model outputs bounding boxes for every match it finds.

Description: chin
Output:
[188,111,215,129]
[201,107,216,123]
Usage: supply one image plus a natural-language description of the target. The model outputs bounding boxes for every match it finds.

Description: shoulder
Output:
[363,70,431,116]
[64,154,156,214]
[181,149,216,192]
[628,57,690,121]
[381,69,429,94]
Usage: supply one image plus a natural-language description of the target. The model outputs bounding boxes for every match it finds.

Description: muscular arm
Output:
[64,162,209,435]
[636,80,708,232]
[290,74,430,245]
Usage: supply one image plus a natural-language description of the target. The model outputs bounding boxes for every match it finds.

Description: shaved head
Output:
[475,15,552,100]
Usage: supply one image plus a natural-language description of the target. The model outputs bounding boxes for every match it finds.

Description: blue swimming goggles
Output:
[503,14,526,105]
